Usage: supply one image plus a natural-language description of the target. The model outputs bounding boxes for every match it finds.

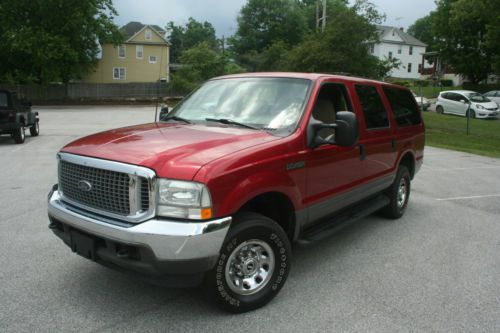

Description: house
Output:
[85,22,170,83]
[419,51,464,86]
[371,25,427,80]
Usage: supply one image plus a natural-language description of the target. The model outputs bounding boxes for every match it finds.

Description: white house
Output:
[371,26,427,80]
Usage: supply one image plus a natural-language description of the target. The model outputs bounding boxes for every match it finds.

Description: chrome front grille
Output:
[57,153,156,223]
[59,161,131,215]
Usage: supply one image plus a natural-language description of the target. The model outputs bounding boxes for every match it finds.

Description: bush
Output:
[462,83,500,93]
[440,79,453,87]
[392,80,411,87]
[414,80,429,87]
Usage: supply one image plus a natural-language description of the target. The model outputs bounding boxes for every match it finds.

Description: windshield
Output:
[166,77,311,132]
[466,93,490,103]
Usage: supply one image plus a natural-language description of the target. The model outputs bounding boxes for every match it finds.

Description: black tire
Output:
[13,127,25,144]
[436,105,444,114]
[467,109,476,119]
[30,121,39,136]
[205,212,291,313]
[380,166,411,219]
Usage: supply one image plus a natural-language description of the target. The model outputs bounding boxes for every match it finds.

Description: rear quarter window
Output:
[383,86,421,127]
[0,92,8,108]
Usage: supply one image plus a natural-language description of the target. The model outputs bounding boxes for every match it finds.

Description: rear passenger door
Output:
[353,84,398,181]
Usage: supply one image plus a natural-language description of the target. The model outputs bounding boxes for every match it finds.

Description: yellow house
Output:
[85,22,170,83]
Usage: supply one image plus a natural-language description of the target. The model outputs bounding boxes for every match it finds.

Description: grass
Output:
[413,86,462,99]
[423,112,500,158]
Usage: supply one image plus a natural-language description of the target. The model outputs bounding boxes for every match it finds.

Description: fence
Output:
[0,82,187,102]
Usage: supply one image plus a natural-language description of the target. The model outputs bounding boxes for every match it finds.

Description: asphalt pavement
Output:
[0,106,499,332]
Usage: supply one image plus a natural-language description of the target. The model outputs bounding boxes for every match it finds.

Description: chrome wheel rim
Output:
[35,122,39,133]
[225,239,275,296]
[397,177,407,209]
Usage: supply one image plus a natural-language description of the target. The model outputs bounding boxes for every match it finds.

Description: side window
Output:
[355,84,389,129]
[0,92,8,107]
[312,83,352,140]
[383,87,422,127]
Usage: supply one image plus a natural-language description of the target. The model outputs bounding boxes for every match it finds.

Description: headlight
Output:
[476,104,485,110]
[157,179,212,220]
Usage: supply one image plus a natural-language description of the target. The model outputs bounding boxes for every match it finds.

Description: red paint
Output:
[61,73,425,218]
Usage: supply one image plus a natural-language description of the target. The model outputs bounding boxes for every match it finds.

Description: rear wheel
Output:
[30,121,39,136]
[13,127,25,144]
[380,166,411,219]
[436,105,444,114]
[205,212,291,313]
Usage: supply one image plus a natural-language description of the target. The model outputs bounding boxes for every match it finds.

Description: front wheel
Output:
[380,166,411,219]
[205,212,291,313]
[13,126,25,144]
[30,121,39,136]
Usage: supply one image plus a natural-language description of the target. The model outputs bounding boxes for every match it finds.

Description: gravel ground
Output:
[0,106,499,333]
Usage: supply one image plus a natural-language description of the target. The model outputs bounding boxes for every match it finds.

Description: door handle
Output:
[359,144,366,161]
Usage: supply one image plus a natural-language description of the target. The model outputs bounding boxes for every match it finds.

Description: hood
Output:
[61,123,280,180]
[475,101,498,109]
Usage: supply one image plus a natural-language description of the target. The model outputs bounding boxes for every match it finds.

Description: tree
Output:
[0,0,123,84]
[229,0,309,69]
[432,0,500,83]
[407,13,436,51]
[166,18,218,63]
[285,0,386,78]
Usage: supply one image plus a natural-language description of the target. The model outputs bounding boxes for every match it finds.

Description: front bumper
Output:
[48,186,231,286]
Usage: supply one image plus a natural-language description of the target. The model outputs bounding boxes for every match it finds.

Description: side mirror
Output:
[308,111,358,148]
[159,106,169,120]
[460,99,466,104]
[335,111,359,147]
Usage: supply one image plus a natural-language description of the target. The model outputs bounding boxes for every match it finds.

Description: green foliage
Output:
[432,0,500,83]
[166,18,218,63]
[414,80,430,87]
[0,0,123,84]
[440,79,453,86]
[462,83,500,93]
[229,0,309,69]
[391,81,411,87]
[407,13,436,51]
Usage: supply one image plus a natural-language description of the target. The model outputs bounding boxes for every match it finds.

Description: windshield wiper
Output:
[205,118,258,130]
[161,115,191,124]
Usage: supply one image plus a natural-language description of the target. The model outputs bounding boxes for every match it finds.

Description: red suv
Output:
[48,73,424,312]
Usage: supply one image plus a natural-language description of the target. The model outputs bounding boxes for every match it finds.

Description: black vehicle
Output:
[0,90,39,144]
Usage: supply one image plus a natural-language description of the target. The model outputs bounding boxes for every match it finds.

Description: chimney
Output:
[400,27,404,32]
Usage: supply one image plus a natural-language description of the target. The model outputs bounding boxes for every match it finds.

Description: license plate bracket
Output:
[70,230,96,260]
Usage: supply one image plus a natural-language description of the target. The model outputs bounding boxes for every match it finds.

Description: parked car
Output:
[412,92,431,111]
[483,90,500,105]
[435,90,499,118]
[0,90,39,143]
[47,73,425,313]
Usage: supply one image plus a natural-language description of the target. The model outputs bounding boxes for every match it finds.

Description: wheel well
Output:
[400,153,415,179]
[19,116,25,125]
[238,192,296,241]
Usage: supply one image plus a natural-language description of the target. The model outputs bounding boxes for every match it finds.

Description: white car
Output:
[483,90,500,105]
[435,90,499,119]
[412,92,431,111]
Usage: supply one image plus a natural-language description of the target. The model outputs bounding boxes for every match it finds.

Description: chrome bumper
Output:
[48,188,231,261]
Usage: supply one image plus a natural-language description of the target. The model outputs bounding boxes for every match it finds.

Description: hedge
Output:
[462,83,500,93]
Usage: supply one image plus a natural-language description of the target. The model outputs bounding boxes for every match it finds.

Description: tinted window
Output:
[383,87,421,126]
[0,92,8,107]
[355,85,389,129]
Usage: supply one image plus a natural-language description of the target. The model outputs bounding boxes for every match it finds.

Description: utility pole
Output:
[316,0,327,32]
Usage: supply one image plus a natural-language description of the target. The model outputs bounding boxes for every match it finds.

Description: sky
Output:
[113,0,436,37]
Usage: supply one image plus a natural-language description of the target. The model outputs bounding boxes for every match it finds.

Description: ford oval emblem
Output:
[77,180,92,192]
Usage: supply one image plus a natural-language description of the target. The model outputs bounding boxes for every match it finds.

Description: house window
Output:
[370,44,375,54]
[149,55,157,63]
[118,45,126,58]
[407,63,412,73]
[145,29,152,40]
[388,51,393,59]
[409,46,413,55]
[136,45,143,59]
[398,46,402,54]
[113,67,126,80]
[418,64,422,73]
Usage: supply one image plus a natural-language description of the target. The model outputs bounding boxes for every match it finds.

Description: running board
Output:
[297,195,390,244]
